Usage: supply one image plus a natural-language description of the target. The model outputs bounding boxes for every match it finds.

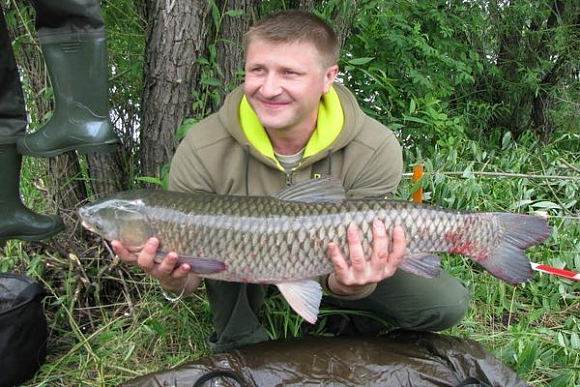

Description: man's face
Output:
[244,39,338,134]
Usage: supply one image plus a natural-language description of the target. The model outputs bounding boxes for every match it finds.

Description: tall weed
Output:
[3,135,577,386]
[400,135,579,385]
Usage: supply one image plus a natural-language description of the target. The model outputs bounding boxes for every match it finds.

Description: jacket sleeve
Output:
[168,134,215,194]
[346,121,403,200]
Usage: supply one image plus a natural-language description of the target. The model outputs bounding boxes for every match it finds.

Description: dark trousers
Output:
[0,0,104,144]
[205,270,471,352]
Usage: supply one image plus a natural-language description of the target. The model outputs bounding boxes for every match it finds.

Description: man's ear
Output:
[323,64,339,93]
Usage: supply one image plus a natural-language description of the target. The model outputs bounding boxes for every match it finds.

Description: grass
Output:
[1,137,578,386]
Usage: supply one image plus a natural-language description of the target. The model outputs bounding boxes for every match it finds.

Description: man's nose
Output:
[260,73,282,97]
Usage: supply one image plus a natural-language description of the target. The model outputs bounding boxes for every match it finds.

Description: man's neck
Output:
[266,114,318,156]
[267,128,314,155]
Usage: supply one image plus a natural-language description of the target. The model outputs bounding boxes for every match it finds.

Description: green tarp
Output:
[122,330,526,387]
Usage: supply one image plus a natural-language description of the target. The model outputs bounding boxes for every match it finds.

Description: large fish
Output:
[78,178,552,323]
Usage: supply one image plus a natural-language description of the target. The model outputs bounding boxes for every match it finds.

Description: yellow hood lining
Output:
[239,86,344,169]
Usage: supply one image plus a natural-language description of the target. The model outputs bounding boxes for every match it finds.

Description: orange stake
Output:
[412,164,424,203]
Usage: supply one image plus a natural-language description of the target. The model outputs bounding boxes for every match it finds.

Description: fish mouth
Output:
[79,216,100,235]
[78,208,94,232]
[81,220,95,233]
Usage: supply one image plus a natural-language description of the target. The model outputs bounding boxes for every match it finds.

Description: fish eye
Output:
[90,219,109,232]
[91,222,104,232]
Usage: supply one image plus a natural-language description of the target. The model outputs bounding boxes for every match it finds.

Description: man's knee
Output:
[327,270,472,332]
[398,290,471,331]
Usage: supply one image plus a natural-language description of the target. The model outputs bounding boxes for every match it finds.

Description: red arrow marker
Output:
[531,262,580,281]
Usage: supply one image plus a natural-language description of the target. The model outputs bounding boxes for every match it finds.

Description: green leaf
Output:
[224,9,244,17]
[528,307,545,323]
[136,176,164,187]
[570,333,580,350]
[531,201,561,210]
[147,319,167,337]
[347,57,374,65]
[557,332,567,347]
[212,92,221,108]
[176,118,197,141]
[501,131,512,150]
[402,115,429,125]
[208,44,217,61]
[462,162,474,178]
[515,341,538,375]
[210,1,220,28]
[509,199,534,211]
[123,342,136,362]
[549,372,574,387]
[201,77,222,86]
[408,177,425,201]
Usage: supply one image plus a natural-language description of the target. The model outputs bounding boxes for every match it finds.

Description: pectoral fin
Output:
[155,251,227,275]
[276,280,323,324]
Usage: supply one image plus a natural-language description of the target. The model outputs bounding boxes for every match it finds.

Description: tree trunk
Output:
[290,0,357,51]
[290,0,316,11]
[328,0,358,50]
[529,0,579,143]
[491,0,527,138]
[485,0,579,142]
[140,0,211,180]
[48,154,87,218]
[86,152,125,197]
[212,0,260,109]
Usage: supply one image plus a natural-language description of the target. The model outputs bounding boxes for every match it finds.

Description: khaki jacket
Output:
[169,83,403,199]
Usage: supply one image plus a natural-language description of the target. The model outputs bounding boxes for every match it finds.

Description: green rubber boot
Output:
[16,32,119,157]
[0,144,64,242]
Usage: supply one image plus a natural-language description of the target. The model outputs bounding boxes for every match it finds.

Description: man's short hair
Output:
[243,10,340,68]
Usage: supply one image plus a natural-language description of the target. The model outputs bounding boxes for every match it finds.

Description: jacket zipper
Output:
[285,170,294,186]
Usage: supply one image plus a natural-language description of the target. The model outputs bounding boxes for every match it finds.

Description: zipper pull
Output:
[285,170,293,186]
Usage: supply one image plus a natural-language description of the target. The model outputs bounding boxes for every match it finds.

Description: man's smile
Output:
[257,98,291,109]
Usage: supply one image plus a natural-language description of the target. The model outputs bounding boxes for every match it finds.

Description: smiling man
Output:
[243,34,338,153]
[113,10,470,352]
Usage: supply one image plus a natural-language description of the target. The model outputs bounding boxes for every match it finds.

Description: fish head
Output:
[78,198,153,251]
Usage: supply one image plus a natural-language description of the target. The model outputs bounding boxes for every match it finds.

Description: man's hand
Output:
[111,238,199,294]
[326,220,406,296]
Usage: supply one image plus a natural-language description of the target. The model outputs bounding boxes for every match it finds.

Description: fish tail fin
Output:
[478,213,552,284]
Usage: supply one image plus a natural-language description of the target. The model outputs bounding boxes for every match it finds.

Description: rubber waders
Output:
[0,144,64,243]
[16,31,119,157]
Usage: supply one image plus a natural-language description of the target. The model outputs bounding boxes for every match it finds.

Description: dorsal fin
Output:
[271,176,346,203]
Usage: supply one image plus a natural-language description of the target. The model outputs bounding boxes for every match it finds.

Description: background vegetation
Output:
[1,0,578,385]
